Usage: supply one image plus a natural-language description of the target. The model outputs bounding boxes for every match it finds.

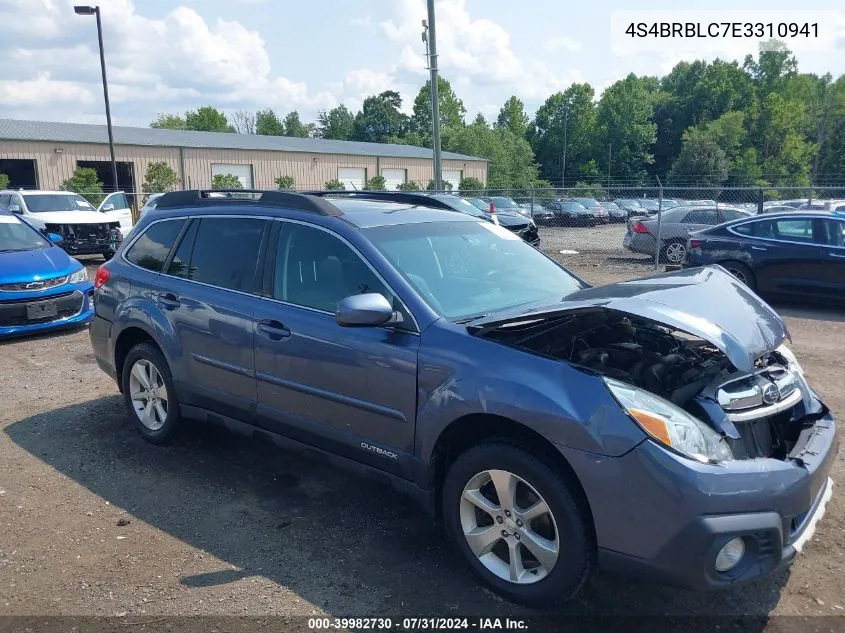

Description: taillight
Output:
[632,222,650,234]
[689,239,703,248]
[489,202,496,214]
[94,265,110,289]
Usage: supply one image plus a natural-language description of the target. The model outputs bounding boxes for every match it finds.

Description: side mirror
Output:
[47,232,64,244]
[8,204,21,214]
[101,203,115,211]
[336,293,394,327]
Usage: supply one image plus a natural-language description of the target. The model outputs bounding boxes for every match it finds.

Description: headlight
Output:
[604,377,733,463]
[68,267,88,284]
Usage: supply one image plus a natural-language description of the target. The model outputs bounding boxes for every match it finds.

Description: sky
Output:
[0,0,843,129]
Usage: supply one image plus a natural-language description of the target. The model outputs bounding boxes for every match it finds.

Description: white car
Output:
[0,190,133,259]
[139,192,166,218]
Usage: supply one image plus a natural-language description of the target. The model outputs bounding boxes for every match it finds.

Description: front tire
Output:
[121,343,181,444]
[442,442,594,607]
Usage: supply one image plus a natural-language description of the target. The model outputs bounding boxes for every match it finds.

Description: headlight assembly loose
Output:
[604,377,733,463]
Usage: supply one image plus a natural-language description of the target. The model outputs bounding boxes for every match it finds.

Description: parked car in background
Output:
[90,189,836,606]
[139,193,166,218]
[614,199,649,218]
[422,193,540,247]
[601,201,628,222]
[798,200,845,213]
[685,211,845,301]
[486,196,530,217]
[0,209,94,336]
[547,200,600,226]
[759,205,800,215]
[766,199,810,209]
[0,190,125,259]
[635,199,661,214]
[569,198,610,223]
[518,202,555,224]
[624,206,751,264]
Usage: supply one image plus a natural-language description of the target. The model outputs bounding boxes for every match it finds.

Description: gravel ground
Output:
[0,255,843,619]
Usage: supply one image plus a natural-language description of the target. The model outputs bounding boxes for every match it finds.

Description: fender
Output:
[413,323,647,467]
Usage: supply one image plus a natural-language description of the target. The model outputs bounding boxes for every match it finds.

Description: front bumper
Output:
[0,286,95,336]
[559,409,838,590]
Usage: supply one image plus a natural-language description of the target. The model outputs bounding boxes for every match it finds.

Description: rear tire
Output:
[121,343,181,444]
[661,239,687,264]
[442,441,594,607]
[720,261,757,290]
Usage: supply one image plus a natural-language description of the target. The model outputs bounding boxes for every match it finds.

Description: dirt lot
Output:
[0,252,843,619]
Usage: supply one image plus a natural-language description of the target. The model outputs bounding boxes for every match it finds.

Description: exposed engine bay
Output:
[480,308,822,460]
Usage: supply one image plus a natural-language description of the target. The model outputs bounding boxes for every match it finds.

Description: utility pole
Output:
[561,107,569,189]
[607,142,612,188]
[424,0,442,191]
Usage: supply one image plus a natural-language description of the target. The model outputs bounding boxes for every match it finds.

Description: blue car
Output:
[0,210,94,337]
[89,190,836,607]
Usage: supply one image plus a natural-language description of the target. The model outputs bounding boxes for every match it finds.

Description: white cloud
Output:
[0,73,94,106]
[351,16,373,27]
[542,37,582,53]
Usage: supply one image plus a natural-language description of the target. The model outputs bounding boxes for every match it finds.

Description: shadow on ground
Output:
[5,397,789,619]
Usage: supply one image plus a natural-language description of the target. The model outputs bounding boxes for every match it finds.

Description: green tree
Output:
[275,175,295,190]
[818,76,845,178]
[397,181,421,191]
[61,167,104,205]
[596,74,657,182]
[569,181,607,199]
[459,176,484,192]
[316,105,355,140]
[495,96,529,139]
[142,162,180,195]
[184,106,235,132]
[366,175,386,190]
[528,84,597,185]
[283,111,310,137]
[150,113,187,129]
[324,179,345,190]
[410,77,466,141]
[426,179,452,191]
[668,128,729,187]
[255,109,286,136]
[211,173,243,189]
[0,173,8,190]
[353,91,409,143]
[756,92,817,185]
[744,40,798,96]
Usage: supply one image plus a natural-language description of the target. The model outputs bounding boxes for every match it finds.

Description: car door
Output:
[252,220,420,477]
[750,217,823,297]
[814,217,845,299]
[99,192,134,236]
[149,215,268,421]
[678,209,719,238]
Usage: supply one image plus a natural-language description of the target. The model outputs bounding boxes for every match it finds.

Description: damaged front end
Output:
[472,266,829,463]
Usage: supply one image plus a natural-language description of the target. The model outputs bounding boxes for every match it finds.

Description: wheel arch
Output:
[428,413,594,531]
[113,325,164,392]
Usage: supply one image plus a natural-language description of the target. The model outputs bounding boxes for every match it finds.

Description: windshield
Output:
[365,221,583,321]
[573,198,600,208]
[433,195,488,218]
[466,198,491,211]
[23,194,95,213]
[490,197,518,209]
[637,199,660,211]
[0,215,49,252]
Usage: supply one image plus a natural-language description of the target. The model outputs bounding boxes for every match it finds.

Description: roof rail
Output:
[154,189,343,216]
[302,190,459,211]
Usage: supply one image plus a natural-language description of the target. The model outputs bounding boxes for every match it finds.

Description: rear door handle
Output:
[751,246,768,251]
[257,319,290,340]
[157,292,181,309]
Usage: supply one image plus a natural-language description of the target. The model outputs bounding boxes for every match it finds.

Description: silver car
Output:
[623,205,751,263]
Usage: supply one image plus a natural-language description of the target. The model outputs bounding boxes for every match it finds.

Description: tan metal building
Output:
[0,119,487,195]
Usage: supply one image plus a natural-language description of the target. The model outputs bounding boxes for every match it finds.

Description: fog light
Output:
[715,537,745,572]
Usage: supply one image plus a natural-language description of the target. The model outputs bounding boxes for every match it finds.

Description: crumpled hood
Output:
[25,210,111,225]
[476,266,789,372]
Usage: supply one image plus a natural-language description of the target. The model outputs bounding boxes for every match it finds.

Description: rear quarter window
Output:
[125,219,186,272]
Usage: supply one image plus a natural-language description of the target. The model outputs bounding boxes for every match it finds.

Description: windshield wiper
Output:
[0,247,37,253]
[454,313,489,324]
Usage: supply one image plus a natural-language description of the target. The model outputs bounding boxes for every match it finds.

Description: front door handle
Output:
[157,292,181,309]
[257,319,291,340]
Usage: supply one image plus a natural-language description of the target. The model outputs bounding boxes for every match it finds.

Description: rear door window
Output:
[188,217,266,293]
[818,219,845,247]
[166,220,198,278]
[125,219,186,272]
[720,209,746,222]
[774,219,814,243]
[682,210,719,224]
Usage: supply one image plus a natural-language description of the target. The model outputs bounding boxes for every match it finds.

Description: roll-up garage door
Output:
[442,170,462,190]
[211,164,253,189]
[338,167,366,191]
[381,168,406,190]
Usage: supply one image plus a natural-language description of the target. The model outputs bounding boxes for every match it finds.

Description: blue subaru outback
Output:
[89,190,837,606]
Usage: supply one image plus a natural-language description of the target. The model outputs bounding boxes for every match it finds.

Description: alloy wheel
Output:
[459,469,559,584]
[128,359,169,431]
[725,267,748,285]
[665,241,687,263]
